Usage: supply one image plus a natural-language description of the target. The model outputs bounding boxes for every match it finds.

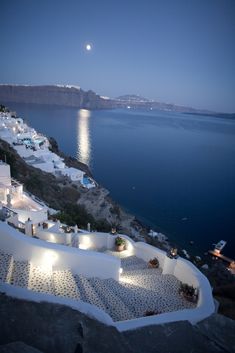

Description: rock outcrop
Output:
[0,85,112,110]
[0,293,234,353]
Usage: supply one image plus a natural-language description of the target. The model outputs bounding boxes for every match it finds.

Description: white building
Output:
[0,161,48,224]
[60,167,84,182]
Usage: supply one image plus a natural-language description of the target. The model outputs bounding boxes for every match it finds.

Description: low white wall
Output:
[116,305,213,331]
[131,241,215,329]
[0,225,215,329]
[78,232,135,255]
[134,242,166,268]
[36,229,65,244]
[79,232,110,250]
[0,222,120,280]
[0,282,113,327]
[174,258,200,287]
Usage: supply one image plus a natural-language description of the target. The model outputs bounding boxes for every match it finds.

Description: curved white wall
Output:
[0,222,120,280]
[131,241,215,330]
[36,229,66,244]
[75,233,215,326]
[78,232,135,254]
[0,225,215,330]
[134,242,166,268]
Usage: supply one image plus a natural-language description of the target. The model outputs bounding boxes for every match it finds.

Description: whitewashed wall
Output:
[36,229,65,244]
[0,223,215,329]
[78,232,135,254]
[134,242,166,268]
[0,222,120,280]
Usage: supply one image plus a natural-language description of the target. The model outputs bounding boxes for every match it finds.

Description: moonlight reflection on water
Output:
[77,109,91,166]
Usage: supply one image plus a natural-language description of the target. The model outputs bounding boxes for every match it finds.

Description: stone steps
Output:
[73,274,106,311]
[122,262,148,272]
[0,251,14,283]
[122,268,162,279]
[52,270,80,300]
[88,277,135,321]
[102,278,138,312]
[121,256,147,271]
[28,265,53,295]
[0,249,196,321]
[104,277,157,317]
[10,260,31,288]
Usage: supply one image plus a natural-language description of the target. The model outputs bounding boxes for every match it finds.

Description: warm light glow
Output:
[171,248,177,256]
[49,234,56,243]
[120,277,135,285]
[125,242,134,254]
[79,236,92,250]
[79,243,89,250]
[77,109,91,165]
[42,251,58,270]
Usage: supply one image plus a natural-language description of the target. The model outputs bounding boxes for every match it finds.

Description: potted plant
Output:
[148,257,159,268]
[115,236,126,252]
[179,282,198,303]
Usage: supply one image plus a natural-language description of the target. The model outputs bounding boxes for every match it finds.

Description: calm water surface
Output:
[8,103,235,257]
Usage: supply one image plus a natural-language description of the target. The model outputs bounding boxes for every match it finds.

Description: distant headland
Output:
[0,84,233,117]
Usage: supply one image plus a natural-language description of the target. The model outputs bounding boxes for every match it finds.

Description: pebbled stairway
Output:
[88,277,135,321]
[53,270,80,300]
[0,250,196,321]
[0,251,14,283]
[28,265,53,294]
[73,274,107,311]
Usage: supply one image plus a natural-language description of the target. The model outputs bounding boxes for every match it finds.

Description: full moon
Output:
[85,43,92,51]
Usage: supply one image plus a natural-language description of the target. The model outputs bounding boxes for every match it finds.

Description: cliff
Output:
[0,294,234,353]
[0,85,112,109]
[0,84,227,115]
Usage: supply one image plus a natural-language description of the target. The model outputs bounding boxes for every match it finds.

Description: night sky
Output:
[0,0,235,112]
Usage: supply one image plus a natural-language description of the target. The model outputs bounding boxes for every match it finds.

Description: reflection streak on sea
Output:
[77,109,91,166]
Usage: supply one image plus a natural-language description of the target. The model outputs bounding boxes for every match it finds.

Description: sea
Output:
[7,103,235,258]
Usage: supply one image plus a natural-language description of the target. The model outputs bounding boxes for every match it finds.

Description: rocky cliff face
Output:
[0,84,216,114]
[0,85,112,109]
[0,294,234,353]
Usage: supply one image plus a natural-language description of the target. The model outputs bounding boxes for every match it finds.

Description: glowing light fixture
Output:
[42,251,58,270]
[167,247,178,259]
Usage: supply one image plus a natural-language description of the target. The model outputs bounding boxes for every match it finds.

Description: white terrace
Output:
[0,160,215,331]
[0,220,215,332]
